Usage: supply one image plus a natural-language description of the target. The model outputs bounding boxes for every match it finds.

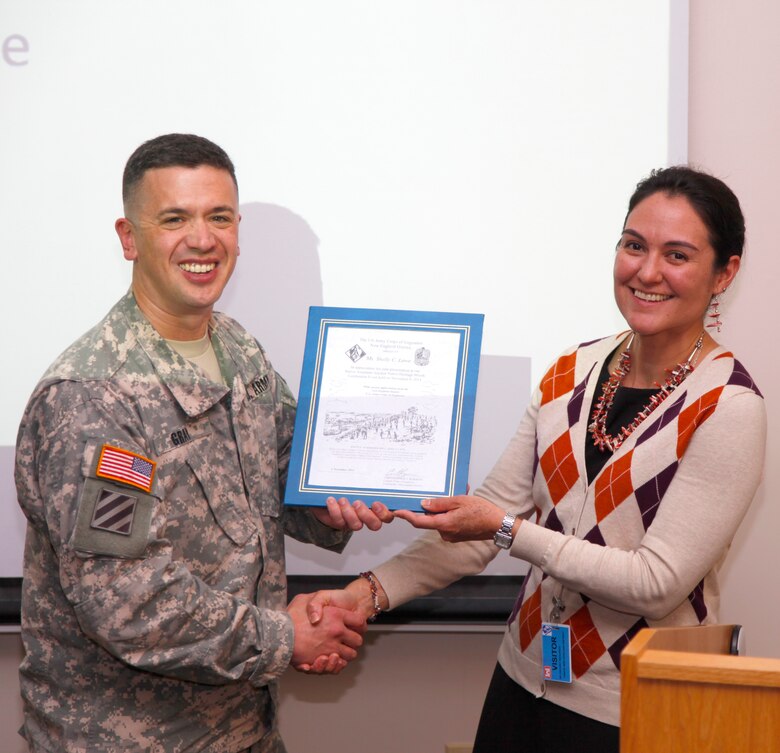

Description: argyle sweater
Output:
[373,333,766,726]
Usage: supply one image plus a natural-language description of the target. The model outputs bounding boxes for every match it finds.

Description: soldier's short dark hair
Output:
[122,133,237,208]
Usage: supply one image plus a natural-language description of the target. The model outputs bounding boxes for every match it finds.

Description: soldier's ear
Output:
[115,218,138,261]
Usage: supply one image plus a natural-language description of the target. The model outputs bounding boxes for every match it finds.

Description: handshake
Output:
[283,492,482,675]
[284,490,490,676]
[285,497,394,675]
[287,575,388,675]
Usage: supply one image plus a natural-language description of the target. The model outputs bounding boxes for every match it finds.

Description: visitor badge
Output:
[541,622,572,683]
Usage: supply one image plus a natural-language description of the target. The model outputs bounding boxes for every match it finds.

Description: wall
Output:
[278,628,503,753]
[1,2,779,752]
[687,0,780,658]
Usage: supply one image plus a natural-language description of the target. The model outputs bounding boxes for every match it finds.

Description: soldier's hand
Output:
[311,497,394,532]
[293,652,347,675]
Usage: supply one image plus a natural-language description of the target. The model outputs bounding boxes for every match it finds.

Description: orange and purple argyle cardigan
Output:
[500,334,764,716]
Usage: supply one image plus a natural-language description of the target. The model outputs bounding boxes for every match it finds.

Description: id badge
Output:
[541,622,572,683]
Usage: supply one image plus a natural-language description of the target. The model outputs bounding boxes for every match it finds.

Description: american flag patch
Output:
[90,489,137,535]
[96,445,156,492]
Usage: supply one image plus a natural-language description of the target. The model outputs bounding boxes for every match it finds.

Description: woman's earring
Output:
[706,288,726,333]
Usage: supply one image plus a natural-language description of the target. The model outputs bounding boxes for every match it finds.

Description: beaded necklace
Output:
[588,332,705,453]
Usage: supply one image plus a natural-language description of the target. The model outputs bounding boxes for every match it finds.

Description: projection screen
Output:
[0,1,688,577]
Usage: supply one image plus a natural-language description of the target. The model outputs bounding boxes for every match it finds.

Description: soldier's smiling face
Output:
[115,165,240,338]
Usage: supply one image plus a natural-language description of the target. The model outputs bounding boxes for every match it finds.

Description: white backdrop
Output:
[0,1,687,576]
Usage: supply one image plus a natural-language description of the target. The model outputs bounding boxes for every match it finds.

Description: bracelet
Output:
[359,571,382,622]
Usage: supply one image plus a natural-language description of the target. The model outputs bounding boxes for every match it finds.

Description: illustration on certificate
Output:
[323,406,438,445]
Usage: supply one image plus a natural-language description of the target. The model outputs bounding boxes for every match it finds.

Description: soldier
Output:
[14,133,390,753]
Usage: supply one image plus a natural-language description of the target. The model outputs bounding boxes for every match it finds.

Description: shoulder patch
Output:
[95,444,156,492]
[90,488,137,535]
[71,478,155,558]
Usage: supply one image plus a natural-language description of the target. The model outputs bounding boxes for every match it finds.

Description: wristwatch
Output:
[493,512,517,549]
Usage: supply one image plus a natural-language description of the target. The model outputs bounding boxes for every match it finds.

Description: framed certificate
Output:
[284,306,484,511]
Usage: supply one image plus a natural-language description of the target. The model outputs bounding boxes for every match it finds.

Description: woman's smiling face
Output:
[613,191,738,344]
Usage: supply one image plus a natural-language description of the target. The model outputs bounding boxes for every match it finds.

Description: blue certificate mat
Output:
[284,306,484,511]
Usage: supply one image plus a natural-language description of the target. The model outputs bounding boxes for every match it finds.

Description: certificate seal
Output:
[345,344,366,362]
[414,347,430,366]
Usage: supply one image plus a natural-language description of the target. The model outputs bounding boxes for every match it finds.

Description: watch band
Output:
[493,512,517,549]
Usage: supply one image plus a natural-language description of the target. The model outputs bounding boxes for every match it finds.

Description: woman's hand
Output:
[312,497,395,531]
[393,495,509,543]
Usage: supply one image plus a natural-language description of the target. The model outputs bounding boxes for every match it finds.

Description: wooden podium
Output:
[621,625,780,752]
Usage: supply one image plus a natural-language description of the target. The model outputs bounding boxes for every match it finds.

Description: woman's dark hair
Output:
[122,133,237,208]
[625,166,745,267]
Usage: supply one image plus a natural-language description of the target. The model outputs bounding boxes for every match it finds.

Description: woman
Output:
[337,166,767,751]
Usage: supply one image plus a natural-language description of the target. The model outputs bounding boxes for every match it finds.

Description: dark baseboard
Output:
[1,574,522,626]
[288,574,521,625]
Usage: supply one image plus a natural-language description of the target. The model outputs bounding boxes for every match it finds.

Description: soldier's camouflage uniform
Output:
[15,292,349,753]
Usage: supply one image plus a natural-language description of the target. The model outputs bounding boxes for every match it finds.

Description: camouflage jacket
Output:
[15,291,348,753]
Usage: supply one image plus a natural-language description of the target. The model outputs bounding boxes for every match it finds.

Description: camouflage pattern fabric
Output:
[15,291,349,752]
